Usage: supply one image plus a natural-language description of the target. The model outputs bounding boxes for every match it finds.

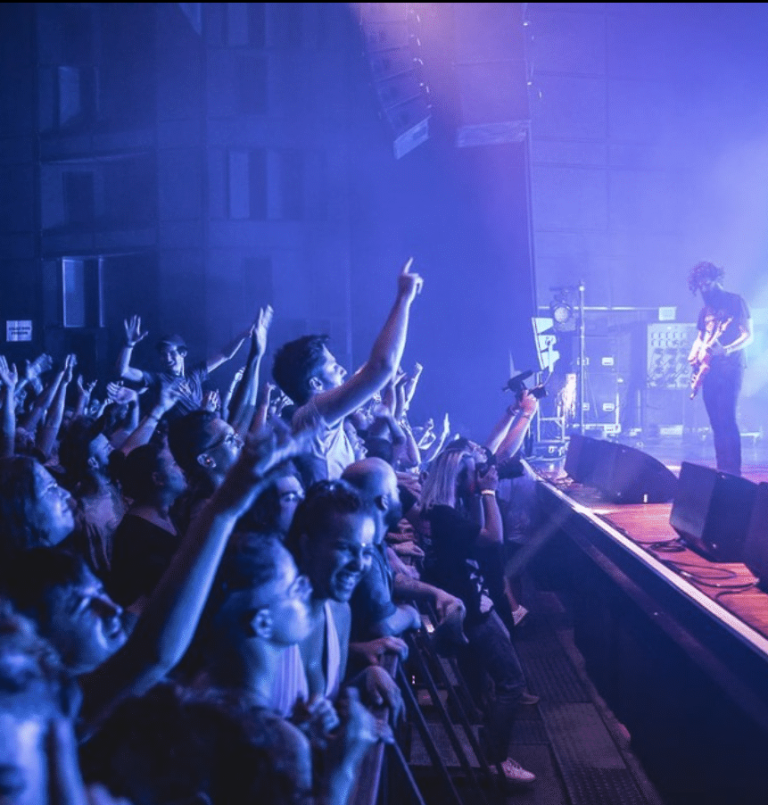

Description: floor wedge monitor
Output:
[565,434,677,504]
[669,461,757,562]
[742,482,768,589]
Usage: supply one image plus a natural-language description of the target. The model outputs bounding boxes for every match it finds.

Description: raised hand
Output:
[241,419,314,480]
[24,353,52,382]
[371,402,391,420]
[106,382,139,406]
[477,464,498,493]
[397,256,424,303]
[124,314,148,348]
[0,355,18,390]
[157,376,185,412]
[518,388,539,417]
[202,388,221,412]
[261,380,276,402]
[63,353,77,383]
[252,304,274,358]
[76,374,97,396]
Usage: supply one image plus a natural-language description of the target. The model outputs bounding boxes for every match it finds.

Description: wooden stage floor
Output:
[529,432,768,646]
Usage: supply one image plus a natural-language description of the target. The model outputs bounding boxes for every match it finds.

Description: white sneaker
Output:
[512,605,529,627]
[492,757,536,784]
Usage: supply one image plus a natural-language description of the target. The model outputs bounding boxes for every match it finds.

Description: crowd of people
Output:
[0,258,544,804]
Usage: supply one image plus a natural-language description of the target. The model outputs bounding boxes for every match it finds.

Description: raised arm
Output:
[72,375,97,419]
[494,390,538,464]
[20,361,64,434]
[314,259,423,425]
[14,352,52,404]
[37,354,76,460]
[228,305,273,434]
[401,362,423,414]
[252,380,276,432]
[475,465,503,548]
[393,416,421,471]
[117,378,183,456]
[421,413,451,465]
[0,356,18,458]
[117,315,149,383]
[485,404,517,455]
[368,403,406,447]
[204,311,261,374]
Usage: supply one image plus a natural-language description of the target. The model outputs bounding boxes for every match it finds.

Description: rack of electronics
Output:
[531,290,703,451]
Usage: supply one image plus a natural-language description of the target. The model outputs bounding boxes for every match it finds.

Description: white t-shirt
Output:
[291,397,356,481]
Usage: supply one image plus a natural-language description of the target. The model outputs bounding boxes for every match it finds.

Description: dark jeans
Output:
[458,610,527,763]
[702,359,743,476]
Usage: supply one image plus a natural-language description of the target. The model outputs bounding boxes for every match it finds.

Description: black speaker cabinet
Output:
[565,434,678,504]
[742,482,768,588]
[669,462,757,562]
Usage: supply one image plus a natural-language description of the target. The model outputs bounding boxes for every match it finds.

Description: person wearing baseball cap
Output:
[116,313,256,421]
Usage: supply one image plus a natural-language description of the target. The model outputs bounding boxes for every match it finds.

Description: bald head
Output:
[342,458,402,541]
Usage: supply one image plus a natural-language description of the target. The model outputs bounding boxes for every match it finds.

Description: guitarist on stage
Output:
[687,261,752,476]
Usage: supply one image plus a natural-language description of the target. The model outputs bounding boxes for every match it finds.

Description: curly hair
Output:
[688,261,725,294]
[271,334,330,406]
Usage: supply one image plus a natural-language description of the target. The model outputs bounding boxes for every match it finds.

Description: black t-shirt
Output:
[696,289,750,369]
[109,514,181,606]
[350,543,397,642]
[422,504,494,626]
[139,363,209,420]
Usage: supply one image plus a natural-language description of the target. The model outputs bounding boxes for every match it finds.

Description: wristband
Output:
[480,489,496,497]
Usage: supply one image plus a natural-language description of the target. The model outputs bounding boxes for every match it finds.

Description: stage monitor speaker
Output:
[669,462,757,562]
[565,434,678,504]
[742,482,768,588]
[564,433,598,485]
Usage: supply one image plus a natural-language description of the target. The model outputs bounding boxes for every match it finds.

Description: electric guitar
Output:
[689,317,733,399]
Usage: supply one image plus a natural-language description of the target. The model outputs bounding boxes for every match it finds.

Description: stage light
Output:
[550,299,576,332]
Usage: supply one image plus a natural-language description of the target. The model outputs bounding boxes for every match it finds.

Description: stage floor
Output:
[529,434,768,652]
